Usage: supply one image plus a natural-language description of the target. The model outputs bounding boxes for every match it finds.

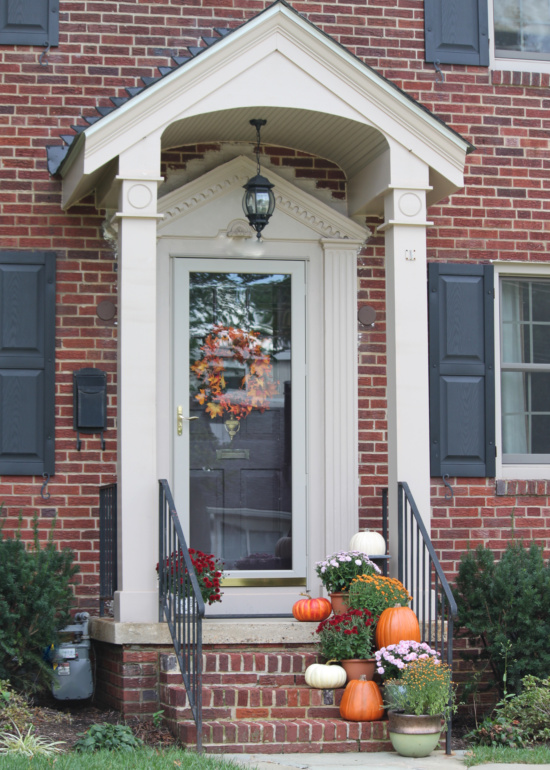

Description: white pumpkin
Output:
[305,661,347,689]
[349,530,386,556]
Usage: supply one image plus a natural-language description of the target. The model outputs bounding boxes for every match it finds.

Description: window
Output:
[500,278,550,462]
[424,0,550,73]
[494,0,550,60]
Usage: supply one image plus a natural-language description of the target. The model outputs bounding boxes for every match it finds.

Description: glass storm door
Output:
[173,259,306,600]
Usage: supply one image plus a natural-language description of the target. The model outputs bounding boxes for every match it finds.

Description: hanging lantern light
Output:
[242,118,275,240]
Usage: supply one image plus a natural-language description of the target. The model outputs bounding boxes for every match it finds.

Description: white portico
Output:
[56,1,471,623]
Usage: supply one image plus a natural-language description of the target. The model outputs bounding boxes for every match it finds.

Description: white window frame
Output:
[494,261,550,479]
[489,0,550,73]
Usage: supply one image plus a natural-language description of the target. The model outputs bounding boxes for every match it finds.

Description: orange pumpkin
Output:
[375,606,421,649]
[292,593,332,622]
[339,678,384,721]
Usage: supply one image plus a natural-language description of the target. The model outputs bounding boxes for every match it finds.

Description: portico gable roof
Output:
[56,0,473,212]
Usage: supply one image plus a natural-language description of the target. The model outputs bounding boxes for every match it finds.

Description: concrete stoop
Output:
[159,646,392,754]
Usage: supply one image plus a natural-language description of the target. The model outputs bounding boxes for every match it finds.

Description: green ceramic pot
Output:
[387,710,443,758]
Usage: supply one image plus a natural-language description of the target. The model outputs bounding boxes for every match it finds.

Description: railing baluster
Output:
[158,480,204,753]
[99,484,117,617]
[395,482,457,755]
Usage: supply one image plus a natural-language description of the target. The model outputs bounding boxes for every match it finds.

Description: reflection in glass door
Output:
[173,259,306,580]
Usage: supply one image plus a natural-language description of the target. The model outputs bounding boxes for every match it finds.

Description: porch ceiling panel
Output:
[161,108,388,180]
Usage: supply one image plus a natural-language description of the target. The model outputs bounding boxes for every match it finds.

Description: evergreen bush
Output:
[453,539,550,695]
[0,514,79,693]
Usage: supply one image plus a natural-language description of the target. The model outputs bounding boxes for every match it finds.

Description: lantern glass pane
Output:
[255,191,271,216]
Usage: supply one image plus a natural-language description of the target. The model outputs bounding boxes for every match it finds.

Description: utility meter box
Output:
[51,612,93,700]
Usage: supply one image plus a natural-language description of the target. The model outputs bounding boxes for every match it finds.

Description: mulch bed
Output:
[27,695,473,753]
[30,696,177,750]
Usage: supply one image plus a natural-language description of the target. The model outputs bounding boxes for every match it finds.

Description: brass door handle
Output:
[177,406,199,435]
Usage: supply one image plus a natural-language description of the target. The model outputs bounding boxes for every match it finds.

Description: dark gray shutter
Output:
[425,0,489,66]
[429,263,495,478]
[0,251,56,475]
[0,0,59,47]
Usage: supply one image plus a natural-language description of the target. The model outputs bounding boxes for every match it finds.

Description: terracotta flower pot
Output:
[387,710,443,758]
[329,592,349,615]
[340,658,376,682]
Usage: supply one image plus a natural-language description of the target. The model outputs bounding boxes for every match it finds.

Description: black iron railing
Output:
[158,479,204,752]
[99,483,117,617]
[397,481,457,754]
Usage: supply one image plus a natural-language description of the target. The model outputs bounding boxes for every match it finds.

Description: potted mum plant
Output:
[315,608,375,681]
[384,656,455,758]
[375,640,441,679]
[157,547,225,607]
[347,573,412,622]
[315,551,381,614]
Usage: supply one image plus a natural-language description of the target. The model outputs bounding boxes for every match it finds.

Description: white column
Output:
[322,239,364,553]
[381,181,432,568]
[113,135,163,622]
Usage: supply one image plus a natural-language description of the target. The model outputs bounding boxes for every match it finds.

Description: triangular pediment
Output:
[157,156,368,242]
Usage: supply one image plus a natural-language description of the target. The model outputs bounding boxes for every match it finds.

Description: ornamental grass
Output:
[348,573,412,620]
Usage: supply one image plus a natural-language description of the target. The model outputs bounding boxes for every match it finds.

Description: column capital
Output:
[320,238,366,254]
[377,187,432,232]
[116,177,164,220]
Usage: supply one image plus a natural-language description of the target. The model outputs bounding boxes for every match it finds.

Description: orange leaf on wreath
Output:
[205,402,224,419]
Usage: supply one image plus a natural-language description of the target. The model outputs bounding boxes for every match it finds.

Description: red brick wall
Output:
[1,0,549,612]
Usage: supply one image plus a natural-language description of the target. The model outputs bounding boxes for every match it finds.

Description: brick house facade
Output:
[1,0,549,735]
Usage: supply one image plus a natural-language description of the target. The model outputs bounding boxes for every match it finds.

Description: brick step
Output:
[174,717,392,754]
[160,647,320,687]
[161,681,347,721]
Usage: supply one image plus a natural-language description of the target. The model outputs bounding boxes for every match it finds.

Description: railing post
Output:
[397,483,403,584]
[158,479,204,753]
[396,481,457,755]
[99,483,117,617]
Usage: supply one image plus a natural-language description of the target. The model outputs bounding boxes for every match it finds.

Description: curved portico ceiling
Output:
[161,108,388,180]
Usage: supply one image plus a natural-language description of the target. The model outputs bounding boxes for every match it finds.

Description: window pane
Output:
[532,281,550,321]
[188,272,293,571]
[502,413,529,453]
[532,414,550,453]
[533,325,550,364]
[531,371,550,411]
[494,0,550,56]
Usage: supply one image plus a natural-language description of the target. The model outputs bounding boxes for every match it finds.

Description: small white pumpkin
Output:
[305,661,347,689]
[349,530,386,556]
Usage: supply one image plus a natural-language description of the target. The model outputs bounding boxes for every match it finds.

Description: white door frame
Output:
[155,158,367,613]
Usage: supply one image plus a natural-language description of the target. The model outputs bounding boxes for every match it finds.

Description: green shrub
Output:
[0,514,79,694]
[465,713,526,749]
[466,675,550,749]
[74,723,144,752]
[453,539,550,695]
[0,680,32,730]
[497,675,550,744]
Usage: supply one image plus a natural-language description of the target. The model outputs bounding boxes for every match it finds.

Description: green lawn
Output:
[464,745,550,767]
[0,747,246,770]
